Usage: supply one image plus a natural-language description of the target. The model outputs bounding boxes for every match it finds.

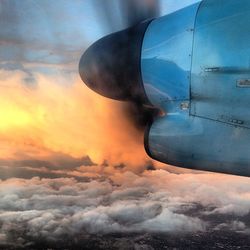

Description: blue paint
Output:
[142,0,250,176]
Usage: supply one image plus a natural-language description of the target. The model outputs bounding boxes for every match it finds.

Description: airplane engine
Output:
[79,0,250,177]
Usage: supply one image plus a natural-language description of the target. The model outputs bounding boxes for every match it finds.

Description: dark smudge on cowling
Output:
[121,101,160,131]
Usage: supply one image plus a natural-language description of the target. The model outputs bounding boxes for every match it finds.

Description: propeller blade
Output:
[89,0,160,34]
[120,0,160,27]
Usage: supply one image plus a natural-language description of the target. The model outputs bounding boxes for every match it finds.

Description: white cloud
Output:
[0,170,250,247]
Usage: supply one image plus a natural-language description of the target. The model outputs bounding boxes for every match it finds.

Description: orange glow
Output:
[0,69,152,170]
[0,103,31,130]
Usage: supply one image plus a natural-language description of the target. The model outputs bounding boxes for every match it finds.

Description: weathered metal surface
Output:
[142,0,250,176]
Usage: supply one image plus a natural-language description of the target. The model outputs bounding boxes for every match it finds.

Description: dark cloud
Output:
[0,154,160,181]
[0,154,98,181]
[0,154,96,170]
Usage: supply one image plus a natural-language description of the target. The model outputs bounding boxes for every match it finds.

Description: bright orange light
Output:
[0,69,151,170]
[0,102,32,130]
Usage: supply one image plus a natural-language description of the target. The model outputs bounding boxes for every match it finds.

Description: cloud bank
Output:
[0,170,250,248]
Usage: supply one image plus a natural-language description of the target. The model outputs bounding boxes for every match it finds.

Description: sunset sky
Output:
[0,0,250,248]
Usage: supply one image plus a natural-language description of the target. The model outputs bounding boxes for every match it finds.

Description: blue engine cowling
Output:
[143,0,250,176]
[79,0,250,176]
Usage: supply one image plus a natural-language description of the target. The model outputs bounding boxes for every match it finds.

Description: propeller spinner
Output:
[79,21,151,103]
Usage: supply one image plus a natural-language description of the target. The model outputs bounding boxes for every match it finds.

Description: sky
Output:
[0,0,250,249]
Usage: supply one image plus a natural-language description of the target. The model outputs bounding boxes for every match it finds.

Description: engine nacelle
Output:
[80,0,250,177]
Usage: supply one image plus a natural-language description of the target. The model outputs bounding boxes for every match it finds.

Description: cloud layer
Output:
[0,170,250,248]
[0,69,157,171]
